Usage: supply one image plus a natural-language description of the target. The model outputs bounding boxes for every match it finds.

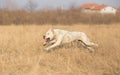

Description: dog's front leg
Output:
[49,39,56,44]
[43,39,56,46]
[45,36,63,51]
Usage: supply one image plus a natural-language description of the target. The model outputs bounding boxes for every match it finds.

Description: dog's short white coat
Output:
[44,28,98,51]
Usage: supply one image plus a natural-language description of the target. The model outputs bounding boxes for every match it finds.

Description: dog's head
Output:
[43,28,54,43]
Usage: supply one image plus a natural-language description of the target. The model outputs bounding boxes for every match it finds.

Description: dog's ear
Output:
[50,28,54,33]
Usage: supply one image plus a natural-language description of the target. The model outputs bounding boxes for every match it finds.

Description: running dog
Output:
[43,28,98,51]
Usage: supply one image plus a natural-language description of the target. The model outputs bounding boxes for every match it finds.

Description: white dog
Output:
[43,28,98,51]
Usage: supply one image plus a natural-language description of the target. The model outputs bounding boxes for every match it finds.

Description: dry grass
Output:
[0,24,120,75]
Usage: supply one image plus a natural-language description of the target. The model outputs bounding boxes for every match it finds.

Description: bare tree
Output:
[2,0,19,10]
[69,2,76,9]
[26,0,38,12]
[0,0,1,9]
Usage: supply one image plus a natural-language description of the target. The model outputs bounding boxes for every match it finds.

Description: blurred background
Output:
[0,0,120,25]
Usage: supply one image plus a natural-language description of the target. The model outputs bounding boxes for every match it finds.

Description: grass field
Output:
[0,24,120,75]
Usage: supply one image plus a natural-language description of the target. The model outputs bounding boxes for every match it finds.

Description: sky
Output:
[0,0,120,10]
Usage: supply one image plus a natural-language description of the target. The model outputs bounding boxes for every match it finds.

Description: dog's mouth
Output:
[43,38,51,46]
[43,36,50,42]
[45,38,50,42]
[43,35,51,46]
[43,35,51,42]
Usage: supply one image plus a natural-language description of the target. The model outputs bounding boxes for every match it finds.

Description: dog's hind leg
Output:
[78,40,95,51]
[78,34,98,52]
[79,33,98,47]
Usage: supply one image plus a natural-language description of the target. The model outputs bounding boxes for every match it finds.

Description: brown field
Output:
[0,24,120,75]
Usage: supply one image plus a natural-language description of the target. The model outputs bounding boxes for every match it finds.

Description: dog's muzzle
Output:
[43,38,50,46]
[43,35,50,42]
[46,38,50,42]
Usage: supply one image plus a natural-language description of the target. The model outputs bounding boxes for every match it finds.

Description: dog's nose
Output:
[43,35,45,39]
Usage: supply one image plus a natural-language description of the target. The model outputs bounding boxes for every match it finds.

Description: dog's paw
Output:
[92,43,98,47]
[43,44,46,46]
[45,48,49,51]
[43,42,47,46]
[87,47,95,52]
[45,48,51,52]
